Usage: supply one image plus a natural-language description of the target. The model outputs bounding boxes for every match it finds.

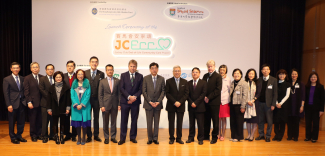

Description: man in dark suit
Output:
[142,62,165,145]
[99,64,120,144]
[186,67,207,145]
[255,64,278,142]
[118,59,143,145]
[3,62,27,144]
[23,62,43,142]
[63,60,77,142]
[202,60,222,144]
[165,65,189,144]
[85,56,105,142]
[39,64,55,143]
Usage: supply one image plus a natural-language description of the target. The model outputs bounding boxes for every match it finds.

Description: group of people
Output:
[3,57,324,146]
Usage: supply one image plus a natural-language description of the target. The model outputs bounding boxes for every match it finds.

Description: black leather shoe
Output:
[32,137,38,142]
[55,136,60,144]
[111,138,118,143]
[304,138,311,141]
[265,137,270,142]
[277,138,282,142]
[72,137,77,142]
[43,138,48,143]
[60,135,65,144]
[11,139,20,144]
[169,140,174,144]
[86,137,92,143]
[176,139,184,144]
[255,136,265,140]
[312,140,317,143]
[63,136,71,141]
[94,136,102,142]
[118,140,125,145]
[287,137,293,141]
[210,140,217,144]
[198,141,203,145]
[147,140,152,144]
[294,138,298,142]
[104,139,109,144]
[272,137,278,141]
[186,139,194,143]
[38,136,44,140]
[153,140,159,144]
[130,139,137,143]
[17,138,27,142]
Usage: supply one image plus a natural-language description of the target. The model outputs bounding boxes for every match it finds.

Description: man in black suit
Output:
[63,60,77,142]
[202,60,222,144]
[255,64,278,142]
[24,62,43,142]
[85,56,105,142]
[165,65,189,144]
[3,62,27,144]
[39,64,55,143]
[186,67,207,145]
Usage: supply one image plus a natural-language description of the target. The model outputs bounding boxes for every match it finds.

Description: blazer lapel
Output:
[105,78,112,94]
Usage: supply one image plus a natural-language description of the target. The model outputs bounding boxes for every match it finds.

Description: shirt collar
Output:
[12,73,19,78]
[152,74,157,78]
[47,75,53,79]
[263,75,270,81]
[107,76,113,80]
[279,80,284,83]
[193,78,199,82]
[32,73,38,78]
[129,71,135,75]
[68,72,74,77]
[174,77,180,81]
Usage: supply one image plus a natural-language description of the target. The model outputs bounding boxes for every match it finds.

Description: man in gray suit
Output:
[255,64,278,142]
[98,64,120,144]
[142,62,165,144]
[39,64,55,143]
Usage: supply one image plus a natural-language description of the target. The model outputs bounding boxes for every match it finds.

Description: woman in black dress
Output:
[273,69,291,141]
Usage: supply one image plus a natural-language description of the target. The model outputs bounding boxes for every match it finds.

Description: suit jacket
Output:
[165,77,189,112]
[47,83,71,116]
[142,74,166,110]
[3,74,26,109]
[63,72,76,88]
[120,71,143,105]
[39,75,53,108]
[202,71,222,106]
[85,69,105,98]
[305,84,325,112]
[256,76,278,107]
[187,79,207,112]
[98,77,121,111]
[23,74,43,107]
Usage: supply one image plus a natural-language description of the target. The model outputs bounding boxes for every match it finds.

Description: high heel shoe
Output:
[249,137,254,141]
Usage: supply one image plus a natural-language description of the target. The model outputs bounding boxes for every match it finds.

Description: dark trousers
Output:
[204,104,220,140]
[8,102,25,141]
[287,116,300,139]
[87,97,100,138]
[274,120,286,139]
[230,104,244,140]
[188,111,204,141]
[53,114,66,135]
[64,111,77,138]
[28,106,42,138]
[120,104,140,141]
[145,109,161,141]
[305,104,320,140]
[167,111,184,141]
[41,107,54,138]
[258,102,273,138]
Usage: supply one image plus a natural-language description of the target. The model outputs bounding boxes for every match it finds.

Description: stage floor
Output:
[0,121,324,156]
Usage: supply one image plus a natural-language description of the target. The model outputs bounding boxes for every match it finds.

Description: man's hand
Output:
[66,110,69,114]
[300,106,304,113]
[175,101,181,107]
[77,105,82,110]
[240,108,245,113]
[101,107,106,112]
[150,102,156,108]
[204,97,209,103]
[118,106,121,110]
[247,101,253,106]
[48,111,52,116]
[191,103,196,108]
[28,103,34,109]
[8,106,13,112]
[276,104,281,108]
[320,111,324,117]
[271,106,275,111]
[128,100,133,104]
[129,96,137,102]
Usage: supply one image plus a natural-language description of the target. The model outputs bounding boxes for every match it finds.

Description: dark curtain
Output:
[0,0,32,120]
[260,0,305,77]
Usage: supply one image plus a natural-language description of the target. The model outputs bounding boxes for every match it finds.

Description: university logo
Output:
[92,8,98,15]
[170,8,175,16]
[181,73,187,79]
[113,74,120,78]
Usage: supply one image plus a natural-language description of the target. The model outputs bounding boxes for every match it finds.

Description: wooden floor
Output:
[0,121,324,156]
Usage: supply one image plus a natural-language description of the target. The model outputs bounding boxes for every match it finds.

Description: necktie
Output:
[193,80,197,90]
[35,75,39,84]
[176,79,179,91]
[264,77,267,81]
[69,75,72,79]
[92,72,96,80]
[207,73,211,82]
[153,77,156,90]
[131,74,134,86]
[109,78,113,93]
[16,76,20,90]
[49,76,53,85]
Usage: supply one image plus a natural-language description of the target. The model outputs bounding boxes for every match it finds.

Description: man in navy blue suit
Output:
[118,60,143,145]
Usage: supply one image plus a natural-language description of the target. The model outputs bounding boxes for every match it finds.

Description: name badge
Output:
[268,85,273,89]
[295,84,300,88]
[79,90,84,93]
[236,91,240,94]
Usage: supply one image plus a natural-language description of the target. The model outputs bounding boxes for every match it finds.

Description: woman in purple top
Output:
[287,69,305,141]
[304,72,324,143]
